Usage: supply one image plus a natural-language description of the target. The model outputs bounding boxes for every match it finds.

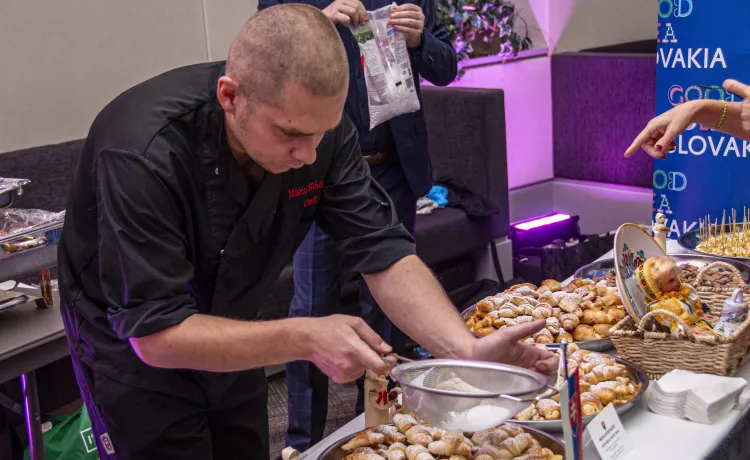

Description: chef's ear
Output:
[217,76,241,114]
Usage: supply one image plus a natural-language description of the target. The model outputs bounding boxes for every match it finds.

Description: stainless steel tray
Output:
[512,357,648,433]
[461,304,615,352]
[0,178,30,208]
[678,225,750,262]
[314,421,565,460]
[0,213,64,281]
[574,254,750,283]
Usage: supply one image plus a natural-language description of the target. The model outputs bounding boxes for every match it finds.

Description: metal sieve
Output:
[389,359,557,432]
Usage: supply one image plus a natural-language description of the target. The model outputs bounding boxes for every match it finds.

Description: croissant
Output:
[512,456,551,460]
[542,293,559,307]
[342,431,386,451]
[592,324,612,338]
[589,385,617,406]
[536,399,561,419]
[447,456,469,460]
[345,447,387,460]
[596,284,609,296]
[555,331,573,343]
[545,317,561,335]
[474,327,494,337]
[585,364,624,385]
[525,297,540,307]
[541,279,563,292]
[465,317,476,329]
[477,296,509,312]
[602,293,621,307]
[498,306,517,318]
[405,444,435,460]
[607,307,627,323]
[573,307,584,318]
[511,282,539,292]
[372,425,407,444]
[515,304,534,316]
[387,443,407,460]
[582,310,609,325]
[580,290,597,303]
[560,313,580,332]
[393,414,419,434]
[573,325,600,341]
[533,328,554,344]
[581,392,604,416]
[427,432,471,457]
[559,296,580,313]
[578,380,591,393]
[515,315,534,324]
[497,424,525,438]
[492,318,507,329]
[473,445,501,460]
[511,286,540,299]
[497,433,532,457]
[514,404,537,421]
[532,304,553,320]
[509,295,530,306]
[552,307,562,318]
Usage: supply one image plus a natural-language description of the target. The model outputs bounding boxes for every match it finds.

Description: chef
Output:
[58,4,557,459]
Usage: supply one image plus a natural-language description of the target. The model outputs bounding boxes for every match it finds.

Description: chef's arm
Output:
[363,255,474,359]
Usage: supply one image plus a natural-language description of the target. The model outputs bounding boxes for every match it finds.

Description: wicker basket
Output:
[693,261,749,316]
[610,310,750,379]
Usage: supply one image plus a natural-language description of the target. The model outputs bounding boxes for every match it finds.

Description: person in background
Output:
[257,0,457,452]
[625,79,750,158]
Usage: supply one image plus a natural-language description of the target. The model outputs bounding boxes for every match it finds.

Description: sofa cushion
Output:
[421,87,509,239]
[0,140,83,211]
[415,207,492,267]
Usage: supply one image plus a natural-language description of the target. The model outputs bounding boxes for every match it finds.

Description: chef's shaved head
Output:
[227,4,349,109]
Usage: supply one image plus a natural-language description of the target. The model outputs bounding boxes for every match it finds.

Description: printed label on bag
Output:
[100,432,116,454]
[80,427,97,453]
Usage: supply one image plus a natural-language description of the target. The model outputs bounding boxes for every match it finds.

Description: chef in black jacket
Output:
[58,4,557,459]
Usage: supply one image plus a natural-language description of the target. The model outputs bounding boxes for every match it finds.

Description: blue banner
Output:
[655,0,750,235]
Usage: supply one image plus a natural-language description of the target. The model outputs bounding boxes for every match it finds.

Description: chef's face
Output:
[219,77,346,174]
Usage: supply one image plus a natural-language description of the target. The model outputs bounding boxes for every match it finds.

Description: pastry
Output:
[343,431,386,451]
[387,443,407,460]
[405,444,435,460]
[581,392,604,416]
[533,328,554,344]
[572,325,598,341]
[536,399,561,419]
[346,447,387,460]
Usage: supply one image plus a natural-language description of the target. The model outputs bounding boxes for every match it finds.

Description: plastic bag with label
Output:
[350,3,421,130]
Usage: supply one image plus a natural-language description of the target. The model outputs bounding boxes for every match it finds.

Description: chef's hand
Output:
[468,320,560,375]
[390,4,425,49]
[323,0,367,26]
[305,314,391,383]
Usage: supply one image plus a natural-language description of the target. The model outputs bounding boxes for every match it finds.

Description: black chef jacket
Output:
[58,61,416,399]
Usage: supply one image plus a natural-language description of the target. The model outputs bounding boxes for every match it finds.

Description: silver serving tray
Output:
[678,225,750,262]
[0,178,30,208]
[574,254,750,283]
[314,421,565,460]
[513,357,648,433]
[0,213,65,281]
[461,304,615,352]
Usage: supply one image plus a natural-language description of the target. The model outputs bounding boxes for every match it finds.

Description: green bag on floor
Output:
[23,403,99,460]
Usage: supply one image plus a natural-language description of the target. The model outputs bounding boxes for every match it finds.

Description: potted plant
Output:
[436,0,532,76]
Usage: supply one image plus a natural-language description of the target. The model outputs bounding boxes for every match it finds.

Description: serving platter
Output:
[461,304,615,352]
[575,254,750,284]
[512,357,648,433]
[678,224,750,263]
[315,421,565,460]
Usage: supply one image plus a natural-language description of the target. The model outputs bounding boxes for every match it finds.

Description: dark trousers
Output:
[70,351,270,460]
[285,159,417,452]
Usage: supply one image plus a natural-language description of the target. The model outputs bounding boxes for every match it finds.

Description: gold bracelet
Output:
[716,100,729,129]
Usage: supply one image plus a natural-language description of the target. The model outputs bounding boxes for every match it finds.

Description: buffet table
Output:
[304,240,750,460]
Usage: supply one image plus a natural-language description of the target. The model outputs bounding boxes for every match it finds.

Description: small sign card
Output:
[560,368,583,460]
[585,403,632,460]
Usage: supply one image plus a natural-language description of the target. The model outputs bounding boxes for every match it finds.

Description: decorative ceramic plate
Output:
[613,223,666,321]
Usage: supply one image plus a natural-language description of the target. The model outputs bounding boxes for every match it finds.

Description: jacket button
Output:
[220,249,224,254]
[215,168,219,175]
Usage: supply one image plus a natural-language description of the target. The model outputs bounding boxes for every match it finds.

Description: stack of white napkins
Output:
[648,369,747,424]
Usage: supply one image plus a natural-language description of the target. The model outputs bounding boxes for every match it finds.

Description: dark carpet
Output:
[267,376,358,458]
